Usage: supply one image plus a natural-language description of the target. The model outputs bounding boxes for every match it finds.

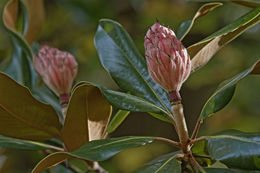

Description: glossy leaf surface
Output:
[0,72,60,141]
[199,60,260,120]
[62,83,112,151]
[177,2,222,40]
[207,130,260,170]
[32,136,153,173]
[94,19,172,120]
[188,6,260,72]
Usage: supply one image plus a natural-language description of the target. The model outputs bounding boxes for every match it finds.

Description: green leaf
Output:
[0,72,61,141]
[107,109,130,133]
[231,0,260,8]
[0,135,60,150]
[99,86,166,114]
[3,0,61,115]
[206,130,260,170]
[133,157,181,173]
[94,19,172,121]
[199,60,260,120]
[177,2,222,40]
[32,136,153,173]
[188,6,260,73]
[203,168,260,173]
[61,83,112,151]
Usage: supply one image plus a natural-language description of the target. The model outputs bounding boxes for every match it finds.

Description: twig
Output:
[190,136,208,145]
[153,136,181,148]
[191,120,203,140]
[189,154,205,173]
[166,112,179,136]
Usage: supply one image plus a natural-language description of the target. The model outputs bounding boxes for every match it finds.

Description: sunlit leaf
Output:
[61,83,112,151]
[188,6,260,72]
[32,136,153,173]
[177,2,222,40]
[0,72,61,141]
[94,19,172,122]
[199,60,260,120]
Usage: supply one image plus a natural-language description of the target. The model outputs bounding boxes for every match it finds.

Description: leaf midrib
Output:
[154,157,176,173]
[100,23,171,115]
[0,103,56,137]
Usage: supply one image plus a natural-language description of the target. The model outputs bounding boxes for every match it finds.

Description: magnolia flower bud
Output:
[144,23,191,103]
[34,45,78,105]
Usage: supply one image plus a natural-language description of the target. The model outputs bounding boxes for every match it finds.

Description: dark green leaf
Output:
[133,157,181,173]
[189,6,260,72]
[203,168,260,173]
[107,109,130,133]
[94,19,172,121]
[206,130,260,170]
[32,136,153,173]
[0,135,60,150]
[199,60,260,120]
[177,2,222,40]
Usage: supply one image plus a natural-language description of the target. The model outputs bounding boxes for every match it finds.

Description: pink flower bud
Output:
[34,45,78,105]
[144,23,191,103]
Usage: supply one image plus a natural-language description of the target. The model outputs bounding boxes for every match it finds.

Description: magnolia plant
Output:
[0,0,260,173]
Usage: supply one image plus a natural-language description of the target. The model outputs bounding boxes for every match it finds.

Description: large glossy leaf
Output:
[199,60,260,120]
[206,130,260,170]
[32,136,153,173]
[0,72,61,141]
[133,157,181,173]
[107,109,130,133]
[94,19,172,121]
[61,83,112,151]
[0,135,61,150]
[188,6,260,73]
[177,2,222,40]
[231,0,260,8]
[2,0,61,115]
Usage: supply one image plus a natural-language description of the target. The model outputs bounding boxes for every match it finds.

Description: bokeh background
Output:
[0,0,260,172]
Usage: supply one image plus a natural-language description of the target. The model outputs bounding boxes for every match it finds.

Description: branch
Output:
[153,136,181,148]
[191,119,203,140]
[190,136,208,144]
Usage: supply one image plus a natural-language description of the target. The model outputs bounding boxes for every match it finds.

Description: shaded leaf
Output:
[3,0,61,115]
[107,109,130,133]
[61,83,112,151]
[188,6,260,72]
[0,135,61,150]
[177,2,222,40]
[199,60,260,120]
[206,130,260,170]
[94,19,172,121]
[22,0,45,44]
[231,0,260,8]
[203,168,260,173]
[133,157,181,173]
[32,136,153,173]
[0,72,60,141]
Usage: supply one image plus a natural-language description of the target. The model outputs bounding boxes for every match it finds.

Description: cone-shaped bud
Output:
[144,23,191,103]
[34,45,78,105]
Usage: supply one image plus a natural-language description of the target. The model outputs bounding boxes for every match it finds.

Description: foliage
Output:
[0,0,259,172]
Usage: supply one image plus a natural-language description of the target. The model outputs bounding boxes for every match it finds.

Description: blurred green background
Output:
[0,0,260,172]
